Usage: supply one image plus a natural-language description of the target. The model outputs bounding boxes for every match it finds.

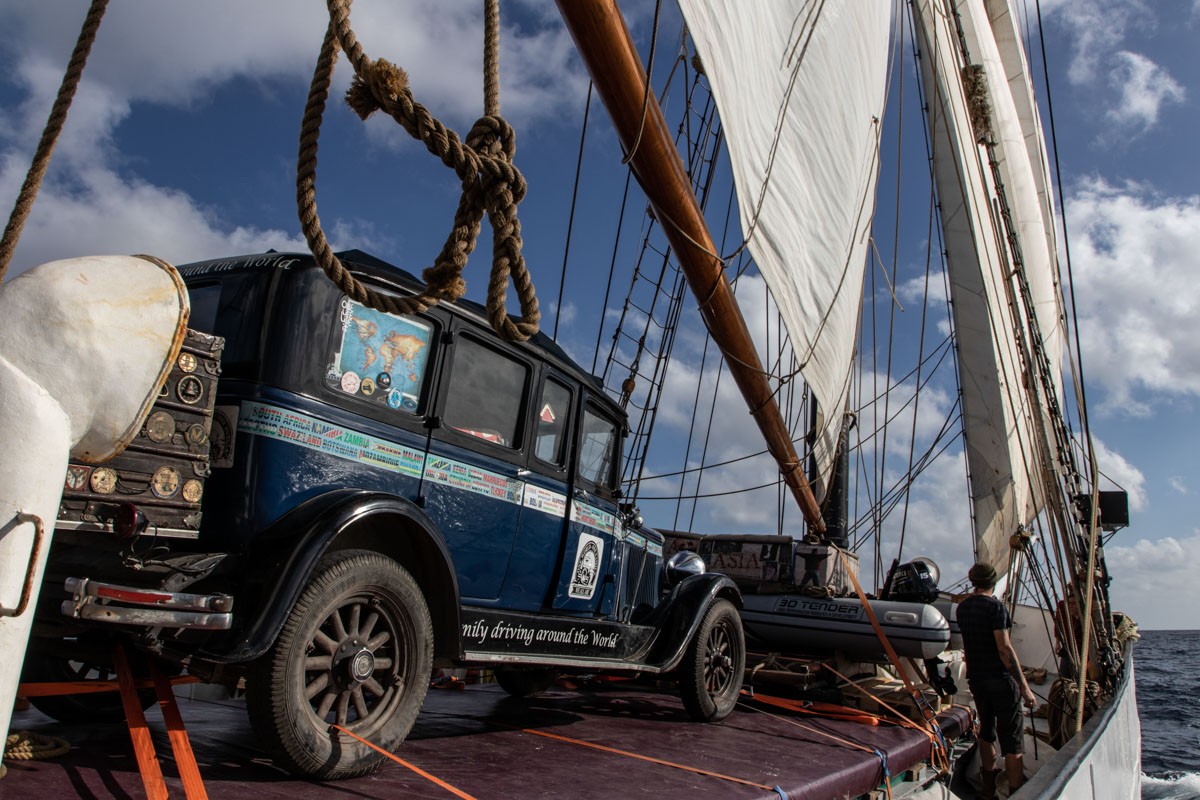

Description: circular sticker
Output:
[361,377,377,397]
[151,466,181,499]
[387,389,404,409]
[177,352,197,373]
[341,371,361,394]
[177,375,204,404]
[182,479,204,503]
[377,372,392,390]
[186,423,208,445]
[90,467,118,495]
[146,411,175,443]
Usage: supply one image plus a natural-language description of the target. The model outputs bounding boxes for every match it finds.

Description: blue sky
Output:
[0,1,1197,630]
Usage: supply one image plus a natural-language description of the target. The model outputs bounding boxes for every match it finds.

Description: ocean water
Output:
[1137,629,1200,799]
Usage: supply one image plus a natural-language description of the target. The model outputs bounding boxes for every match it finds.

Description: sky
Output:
[0,1,1197,630]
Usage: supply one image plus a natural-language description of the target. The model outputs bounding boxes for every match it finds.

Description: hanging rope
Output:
[0,0,109,282]
[297,0,539,341]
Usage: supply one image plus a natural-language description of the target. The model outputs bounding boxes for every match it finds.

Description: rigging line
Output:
[902,0,978,549]
[847,403,966,530]
[855,335,954,411]
[846,428,964,541]
[850,416,964,531]
[1033,0,1098,495]
[639,473,805,502]
[621,0,663,166]
[0,0,109,281]
[677,176,739,530]
[868,239,905,313]
[553,83,593,341]
[591,165,633,374]
[896,168,940,560]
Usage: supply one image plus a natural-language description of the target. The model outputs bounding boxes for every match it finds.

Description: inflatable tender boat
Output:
[741,594,951,660]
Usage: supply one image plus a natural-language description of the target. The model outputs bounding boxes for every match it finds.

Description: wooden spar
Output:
[556,1,826,533]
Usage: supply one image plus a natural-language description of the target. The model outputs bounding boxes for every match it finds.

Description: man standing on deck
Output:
[958,562,1037,799]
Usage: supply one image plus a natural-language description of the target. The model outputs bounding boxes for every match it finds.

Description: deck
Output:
[1,680,968,799]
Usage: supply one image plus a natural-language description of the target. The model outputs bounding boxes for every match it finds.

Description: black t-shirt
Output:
[957,593,1011,678]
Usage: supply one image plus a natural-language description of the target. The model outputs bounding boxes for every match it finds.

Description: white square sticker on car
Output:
[568,532,604,600]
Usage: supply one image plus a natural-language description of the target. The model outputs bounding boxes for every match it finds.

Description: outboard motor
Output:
[883,557,941,604]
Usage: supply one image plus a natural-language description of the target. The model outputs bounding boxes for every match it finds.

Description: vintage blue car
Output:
[28,250,745,779]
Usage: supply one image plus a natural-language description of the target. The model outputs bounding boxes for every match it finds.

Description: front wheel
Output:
[246,550,433,780]
[679,599,745,722]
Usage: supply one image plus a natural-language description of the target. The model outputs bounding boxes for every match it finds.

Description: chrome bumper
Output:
[61,577,234,630]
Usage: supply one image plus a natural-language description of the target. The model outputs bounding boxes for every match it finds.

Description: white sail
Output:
[912,0,1065,571]
[677,0,891,497]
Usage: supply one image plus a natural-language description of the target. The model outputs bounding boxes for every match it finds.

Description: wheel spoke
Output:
[335,691,350,726]
[331,607,348,640]
[372,657,393,670]
[367,631,392,651]
[360,610,380,640]
[304,655,333,672]
[351,687,369,721]
[315,688,338,720]
[363,677,388,697]
[313,629,338,654]
[348,603,362,638]
[305,672,330,700]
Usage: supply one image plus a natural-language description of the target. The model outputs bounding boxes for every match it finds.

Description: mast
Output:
[556,0,825,533]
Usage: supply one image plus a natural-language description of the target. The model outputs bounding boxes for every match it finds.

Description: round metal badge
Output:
[177,375,204,404]
[151,466,181,499]
[146,411,175,443]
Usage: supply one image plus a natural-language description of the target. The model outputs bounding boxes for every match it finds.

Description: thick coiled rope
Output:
[298,0,539,341]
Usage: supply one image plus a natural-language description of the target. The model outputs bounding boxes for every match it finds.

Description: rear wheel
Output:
[246,550,433,779]
[494,667,558,698]
[679,599,745,722]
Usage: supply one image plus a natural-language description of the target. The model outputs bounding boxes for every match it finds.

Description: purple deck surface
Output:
[0,683,968,799]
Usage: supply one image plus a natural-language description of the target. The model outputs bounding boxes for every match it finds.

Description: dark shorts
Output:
[969,674,1024,755]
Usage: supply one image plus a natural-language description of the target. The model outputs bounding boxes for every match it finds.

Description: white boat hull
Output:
[1019,645,1141,799]
[741,594,950,660]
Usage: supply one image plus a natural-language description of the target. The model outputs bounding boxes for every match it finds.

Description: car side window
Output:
[328,298,435,413]
[443,336,528,448]
[578,406,618,489]
[534,379,572,466]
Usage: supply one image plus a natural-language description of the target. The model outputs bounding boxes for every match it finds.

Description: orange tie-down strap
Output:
[333,721,776,797]
[18,674,202,696]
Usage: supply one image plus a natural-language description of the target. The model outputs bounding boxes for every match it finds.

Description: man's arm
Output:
[994,628,1037,708]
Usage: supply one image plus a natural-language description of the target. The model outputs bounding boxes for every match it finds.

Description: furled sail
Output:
[677,1,891,499]
[912,0,1066,572]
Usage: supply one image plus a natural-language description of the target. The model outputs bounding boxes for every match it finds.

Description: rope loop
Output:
[298,0,540,341]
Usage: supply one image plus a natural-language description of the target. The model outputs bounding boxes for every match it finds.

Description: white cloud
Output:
[1168,476,1187,495]
[1089,436,1147,512]
[1041,0,1152,85]
[1103,51,1185,140]
[1105,531,1200,630]
[1041,1,1181,141]
[1064,178,1200,414]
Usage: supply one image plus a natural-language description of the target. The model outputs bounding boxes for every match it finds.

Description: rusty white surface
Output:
[0,254,188,740]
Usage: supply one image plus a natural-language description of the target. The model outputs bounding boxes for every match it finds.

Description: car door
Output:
[498,372,576,612]
[550,396,623,617]
[424,328,531,603]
